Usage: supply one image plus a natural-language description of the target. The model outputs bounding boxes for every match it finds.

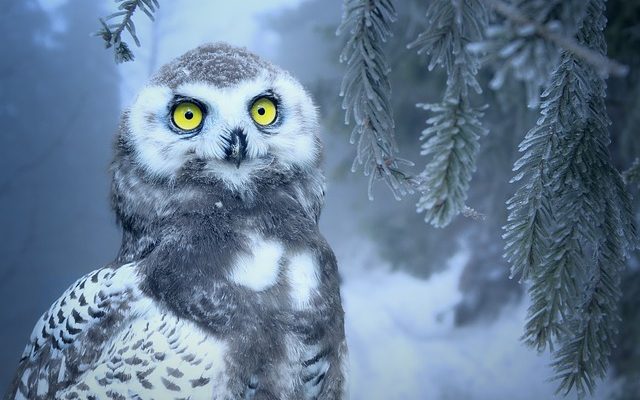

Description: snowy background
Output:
[0,1,636,399]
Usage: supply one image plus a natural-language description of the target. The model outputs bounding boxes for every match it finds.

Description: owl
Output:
[6,43,348,400]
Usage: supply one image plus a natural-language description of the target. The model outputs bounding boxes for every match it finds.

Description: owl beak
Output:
[223,128,247,168]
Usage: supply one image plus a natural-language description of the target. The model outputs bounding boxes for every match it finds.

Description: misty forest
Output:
[1,0,639,399]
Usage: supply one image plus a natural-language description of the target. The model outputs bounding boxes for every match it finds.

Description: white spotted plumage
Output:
[56,301,231,399]
[23,264,141,362]
[17,264,234,399]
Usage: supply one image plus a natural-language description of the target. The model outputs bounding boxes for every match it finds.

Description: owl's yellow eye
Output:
[172,101,204,132]
[250,97,277,126]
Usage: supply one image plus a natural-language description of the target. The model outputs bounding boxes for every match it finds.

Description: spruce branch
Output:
[96,0,159,63]
[337,0,414,200]
[467,0,573,108]
[504,0,637,395]
[483,0,629,78]
[552,202,625,397]
[409,0,489,227]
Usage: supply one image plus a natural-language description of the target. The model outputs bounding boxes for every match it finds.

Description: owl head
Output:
[111,43,325,246]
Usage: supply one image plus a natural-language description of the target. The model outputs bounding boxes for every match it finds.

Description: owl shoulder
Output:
[8,263,147,399]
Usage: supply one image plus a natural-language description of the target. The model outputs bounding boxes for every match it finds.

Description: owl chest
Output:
[64,300,329,400]
[227,233,321,311]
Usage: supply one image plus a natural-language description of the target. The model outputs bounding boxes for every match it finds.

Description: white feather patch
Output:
[14,391,27,400]
[129,85,189,178]
[230,234,284,291]
[20,368,31,386]
[266,75,319,168]
[36,378,48,396]
[286,252,319,309]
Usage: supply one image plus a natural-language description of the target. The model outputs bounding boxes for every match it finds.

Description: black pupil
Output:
[258,107,266,116]
[184,110,194,120]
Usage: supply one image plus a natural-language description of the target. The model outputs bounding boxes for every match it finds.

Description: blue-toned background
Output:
[1,1,638,399]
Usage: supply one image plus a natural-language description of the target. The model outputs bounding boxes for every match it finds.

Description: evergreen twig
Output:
[337,0,414,200]
[484,0,628,77]
[96,0,159,63]
[408,0,489,227]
